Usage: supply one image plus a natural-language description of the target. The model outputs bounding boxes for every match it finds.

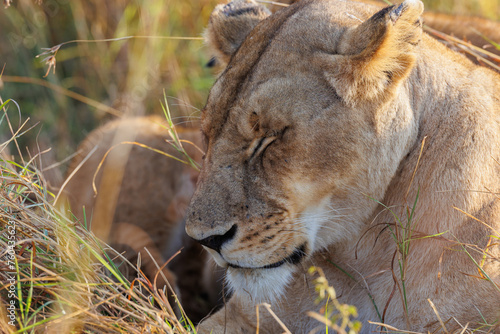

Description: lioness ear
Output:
[327,0,423,105]
[205,0,271,68]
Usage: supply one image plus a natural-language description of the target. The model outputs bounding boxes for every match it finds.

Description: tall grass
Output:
[0,168,195,333]
[0,3,218,331]
[0,0,218,164]
[0,98,198,333]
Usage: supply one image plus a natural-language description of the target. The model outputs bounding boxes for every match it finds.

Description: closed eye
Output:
[247,136,277,161]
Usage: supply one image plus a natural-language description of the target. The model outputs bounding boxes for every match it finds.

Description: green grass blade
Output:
[460,243,500,294]
[14,255,25,330]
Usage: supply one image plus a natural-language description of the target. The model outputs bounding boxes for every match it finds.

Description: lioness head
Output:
[186,0,424,301]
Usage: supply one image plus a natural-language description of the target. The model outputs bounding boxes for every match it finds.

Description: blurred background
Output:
[0,0,499,183]
[0,0,219,181]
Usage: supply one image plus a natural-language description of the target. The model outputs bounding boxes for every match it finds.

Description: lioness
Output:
[186,0,500,332]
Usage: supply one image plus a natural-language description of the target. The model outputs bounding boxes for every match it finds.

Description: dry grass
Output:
[0,103,196,333]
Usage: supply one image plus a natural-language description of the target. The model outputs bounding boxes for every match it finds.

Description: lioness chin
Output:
[186,0,500,332]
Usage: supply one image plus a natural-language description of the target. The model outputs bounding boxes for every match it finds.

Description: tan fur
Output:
[274,0,500,69]
[205,0,271,68]
[64,116,221,322]
[186,0,500,332]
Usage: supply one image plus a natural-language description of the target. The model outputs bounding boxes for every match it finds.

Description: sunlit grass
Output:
[423,0,500,19]
[0,0,218,162]
[0,105,197,334]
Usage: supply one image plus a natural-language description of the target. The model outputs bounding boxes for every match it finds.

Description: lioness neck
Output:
[393,33,500,237]
[328,32,500,330]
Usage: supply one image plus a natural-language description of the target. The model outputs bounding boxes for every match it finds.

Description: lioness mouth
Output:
[229,244,307,270]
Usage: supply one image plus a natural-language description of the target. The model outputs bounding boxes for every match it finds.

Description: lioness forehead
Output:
[202,0,378,139]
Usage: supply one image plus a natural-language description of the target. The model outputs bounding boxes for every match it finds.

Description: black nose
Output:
[197,225,237,253]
